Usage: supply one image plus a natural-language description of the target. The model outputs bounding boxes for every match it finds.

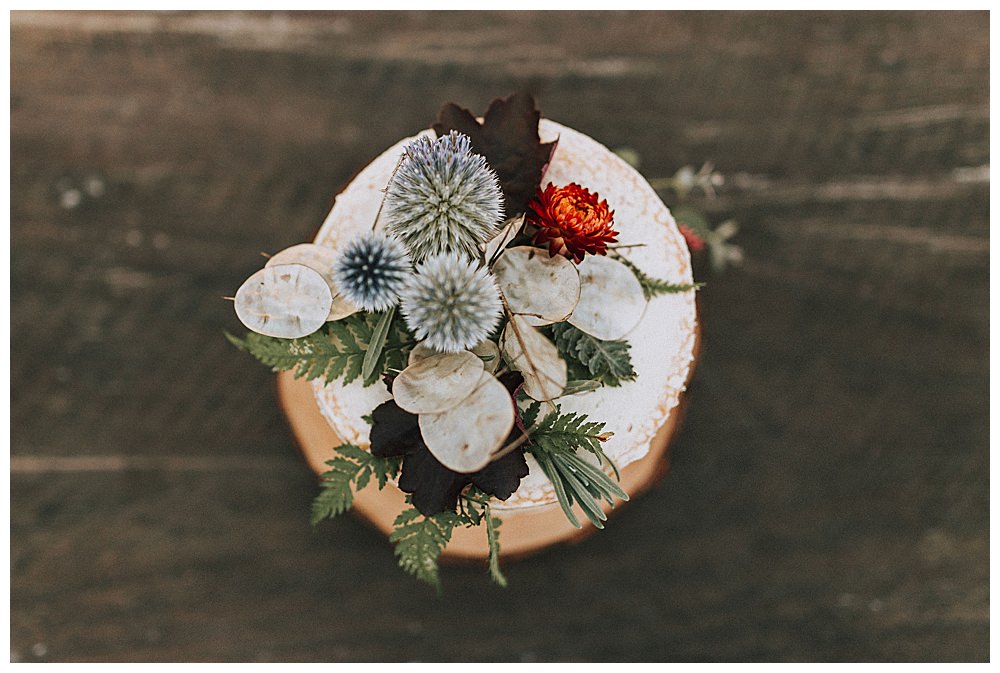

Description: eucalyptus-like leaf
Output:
[266,243,360,321]
[501,314,567,401]
[418,374,515,473]
[393,350,484,415]
[493,245,581,327]
[234,264,332,339]
[568,255,646,340]
[483,214,525,266]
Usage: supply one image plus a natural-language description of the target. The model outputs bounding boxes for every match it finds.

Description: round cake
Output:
[280,119,697,539]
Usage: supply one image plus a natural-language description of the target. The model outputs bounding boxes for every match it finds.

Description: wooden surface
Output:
[10,11,988,662]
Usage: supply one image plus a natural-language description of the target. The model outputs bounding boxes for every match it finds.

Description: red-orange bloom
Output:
[526,182,618,263]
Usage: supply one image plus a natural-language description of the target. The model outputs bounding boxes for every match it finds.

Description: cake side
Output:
[309,120,697,510]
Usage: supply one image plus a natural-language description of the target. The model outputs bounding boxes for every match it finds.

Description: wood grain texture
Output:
[10,10,988,662]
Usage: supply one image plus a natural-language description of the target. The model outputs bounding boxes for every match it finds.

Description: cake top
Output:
[312,119,697,510]
[228,93,699,589]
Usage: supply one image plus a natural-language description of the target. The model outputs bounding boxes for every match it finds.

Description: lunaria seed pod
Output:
[235,264,332,339]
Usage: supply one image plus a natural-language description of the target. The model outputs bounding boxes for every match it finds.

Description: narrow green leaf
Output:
[361,305,396,382]
[561,379,603,396]
[562,452,629,501]
[535,453,581,528]
[553,460,607,528]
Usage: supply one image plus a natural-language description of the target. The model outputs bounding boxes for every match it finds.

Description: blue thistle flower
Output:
[384,132,505,262]
[332,232,412,312]
[399,252,503,352]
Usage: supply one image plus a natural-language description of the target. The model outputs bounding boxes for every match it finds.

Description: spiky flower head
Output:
[332,232,412,312]
[384,131,505,262]
[399,252,502,352]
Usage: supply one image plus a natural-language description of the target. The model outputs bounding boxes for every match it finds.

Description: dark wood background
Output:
[10,11,989,662]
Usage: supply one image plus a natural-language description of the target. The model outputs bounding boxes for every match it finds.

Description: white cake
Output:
[310,120,697,510]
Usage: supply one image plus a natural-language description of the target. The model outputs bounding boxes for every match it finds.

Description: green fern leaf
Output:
[520,401,541,429]
[389,507,463,591]
[484,508,507,588]
[310,444,401,526]
[612,254,703,300]
[227,312,415,388]
[531,406,607,456]
[311,456,360,525]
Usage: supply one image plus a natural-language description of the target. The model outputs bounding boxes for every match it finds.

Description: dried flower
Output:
[384,132,505,262]
[332,232,412,312]
[526,182,619,263]
[399,252,502,352]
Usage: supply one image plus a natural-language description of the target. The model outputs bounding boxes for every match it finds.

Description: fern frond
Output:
[531,406,608,456]
[310,444,401,526]
[389,507,463,592]
[311,456,360,525]
[227,312,414,387]
[461,489,507,588]
[484,507,507,588]
[612,254,703,300]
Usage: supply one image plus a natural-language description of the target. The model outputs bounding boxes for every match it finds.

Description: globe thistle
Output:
[384,132,505,262]
[332,232,412,312]
[399,252,502,352]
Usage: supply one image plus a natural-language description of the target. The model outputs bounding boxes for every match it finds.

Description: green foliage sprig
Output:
[611,254,703,300]
[390,489,507,592]
[226,311,414,387]
[522,404,628,530]
[462,489,507,588]
[310,444,402,525]
[547,322,637,388]
[389,507,461,591]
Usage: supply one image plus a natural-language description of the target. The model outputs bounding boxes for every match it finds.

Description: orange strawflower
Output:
[526,182,618,263]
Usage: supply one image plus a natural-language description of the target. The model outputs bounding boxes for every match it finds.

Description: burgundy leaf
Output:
[398,449,471,516]
[470,450,529,502]
[369,400,423,458]
[433,91,556,217]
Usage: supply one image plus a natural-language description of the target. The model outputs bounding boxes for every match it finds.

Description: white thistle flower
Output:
[399,252,502,352]
[384,132,504,262]
[332,232,412,312]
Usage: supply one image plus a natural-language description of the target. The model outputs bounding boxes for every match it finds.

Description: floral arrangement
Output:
[227,93,701,590]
